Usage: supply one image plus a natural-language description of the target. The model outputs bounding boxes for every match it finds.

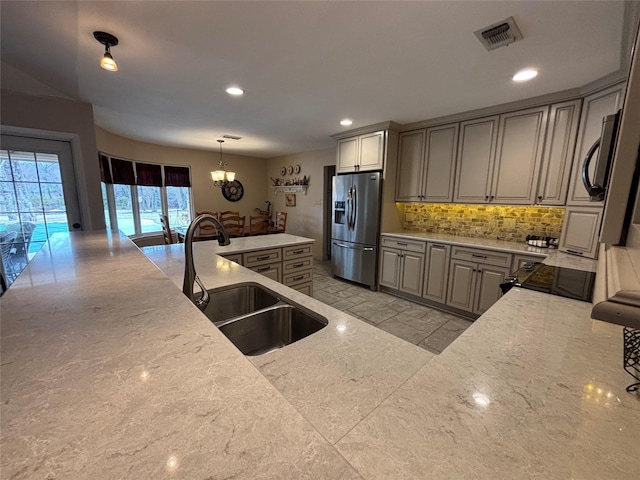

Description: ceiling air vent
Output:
[222,134,243,140]
[474,16,523,51]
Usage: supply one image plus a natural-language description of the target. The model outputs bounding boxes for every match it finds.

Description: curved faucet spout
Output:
[182,214,231,310]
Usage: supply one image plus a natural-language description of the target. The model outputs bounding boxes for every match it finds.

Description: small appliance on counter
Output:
[500,262,596,302]
[525,235,559,248]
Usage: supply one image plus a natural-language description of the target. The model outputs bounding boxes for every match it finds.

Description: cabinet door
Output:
[337,137,358,173]
[454,116,499,203]
[558,206,603,259]
[474,264,510,315]
[446,258,476,312]
[396,130,426,202]
[423,243,450,304]
[359,131,385,171]
[399,251,425,296]
[379,248,400,289]
[567,84,624,205]
[536,100,581,205]
[423,124,458,202]
[492,107,548,204]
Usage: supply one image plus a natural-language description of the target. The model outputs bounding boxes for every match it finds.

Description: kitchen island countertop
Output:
[2,230,638,479]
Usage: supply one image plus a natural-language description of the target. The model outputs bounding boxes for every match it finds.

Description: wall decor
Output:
[222,180,244,202]
[287,166,294,175]
[285,193,296,207]
[280,167,286,175]
[294,164,301,174]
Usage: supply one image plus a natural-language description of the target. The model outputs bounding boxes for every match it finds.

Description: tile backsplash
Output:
[401,203,565,243]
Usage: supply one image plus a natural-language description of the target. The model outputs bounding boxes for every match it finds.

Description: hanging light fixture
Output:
[211,140,236,187]
[93,31,119,72]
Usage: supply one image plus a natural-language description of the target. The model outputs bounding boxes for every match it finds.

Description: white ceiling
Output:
[0,1,631,158]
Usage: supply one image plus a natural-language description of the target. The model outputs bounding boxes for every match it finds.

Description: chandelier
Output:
[210,139,236,187]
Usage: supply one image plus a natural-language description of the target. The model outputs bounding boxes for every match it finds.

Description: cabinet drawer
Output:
[450,246,512,268]
[248,262,282,282]
[220,253,243,265]
[291,281,313,296]
[283,244,313,259]
[244,248,282,267]
[380,236,426,253]
[283,256,313,273]
[283,268,313,286]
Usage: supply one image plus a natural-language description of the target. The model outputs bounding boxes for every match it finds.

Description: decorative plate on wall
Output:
[280,167,287,175]
[222,180,244,202]
[287,166,294,175]
[294,164,301,174]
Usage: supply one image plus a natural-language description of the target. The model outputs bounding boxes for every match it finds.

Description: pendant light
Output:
[93,31,119,72]
[211,140,236,187]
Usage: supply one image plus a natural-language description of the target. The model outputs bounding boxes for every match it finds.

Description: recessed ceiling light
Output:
[512,68,538,82]
[226,86,244,96]
[340,119,353,126]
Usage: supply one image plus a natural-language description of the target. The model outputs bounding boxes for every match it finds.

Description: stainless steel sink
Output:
[202,283,280,324]
[217,304,328,356]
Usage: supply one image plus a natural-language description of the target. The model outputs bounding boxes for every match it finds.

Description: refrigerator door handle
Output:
[582,138,606,200]
[333,241,374,251]
[346,187,352,230]
[351,185,357,230]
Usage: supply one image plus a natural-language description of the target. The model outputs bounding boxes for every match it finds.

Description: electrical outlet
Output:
[504,218,516,229]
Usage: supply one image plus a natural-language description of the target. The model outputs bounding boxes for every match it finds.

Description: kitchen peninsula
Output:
[1,231,639,479]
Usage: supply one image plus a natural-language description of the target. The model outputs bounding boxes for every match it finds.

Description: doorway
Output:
[0,135,81,288]
[322,165,335,261]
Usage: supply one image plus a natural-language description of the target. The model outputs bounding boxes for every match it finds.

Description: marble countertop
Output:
[383,231,598,271]
[2,230,638,478]
[165,232,316,255]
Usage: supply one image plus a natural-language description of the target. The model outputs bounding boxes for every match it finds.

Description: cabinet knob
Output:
[490,195,494,201]
[485,195,489,201]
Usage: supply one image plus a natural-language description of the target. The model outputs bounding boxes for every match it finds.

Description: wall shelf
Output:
[271,185,308,195]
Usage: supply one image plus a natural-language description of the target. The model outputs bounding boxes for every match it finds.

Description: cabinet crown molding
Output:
[331,121,401,140]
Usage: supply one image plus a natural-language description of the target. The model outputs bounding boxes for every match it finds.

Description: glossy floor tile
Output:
[313,261,472,354]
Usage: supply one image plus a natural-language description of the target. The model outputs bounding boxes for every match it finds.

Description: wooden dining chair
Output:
[193,211,219,241]
[249,215,270,236]
[159,214,174,244]
[269,212,287,233]
[220,215,245,238]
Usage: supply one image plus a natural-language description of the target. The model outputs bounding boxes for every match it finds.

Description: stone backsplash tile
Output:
[400,203,565,242]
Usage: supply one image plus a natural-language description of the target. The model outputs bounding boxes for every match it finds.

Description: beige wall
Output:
[1,90,104,230]
[267,148,335,259]
[96,127,268,220]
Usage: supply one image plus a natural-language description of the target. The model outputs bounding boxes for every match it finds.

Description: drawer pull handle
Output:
[292,275,304,281]
[432,244,446,248]
[293,262,305,268]
[292,249,304,254]
[397,242,408,246]
[256,266,271,272]
[256,255,271,261]
[471,254,487,259]
[566,249,584,256]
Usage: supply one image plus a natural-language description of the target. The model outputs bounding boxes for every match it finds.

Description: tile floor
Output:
[312,261,473,355]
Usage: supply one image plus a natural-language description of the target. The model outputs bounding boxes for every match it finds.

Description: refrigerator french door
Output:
[331,171,382,289]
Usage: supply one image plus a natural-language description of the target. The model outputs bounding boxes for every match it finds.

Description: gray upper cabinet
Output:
[396,130,426,202]
[453,116,499,203]
[566,84,624,206]
[558,206,603,259]
[491,106,548,205]
[423,124,458,202]
[535,100,582,205]
[337,131,385,173]
[396,124,458,202]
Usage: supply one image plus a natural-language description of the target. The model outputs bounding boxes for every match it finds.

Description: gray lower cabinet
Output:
[558,206,603,259]
[446,246,512,315]
[423,243,450,303]
[379,237,427,296]
[379,247,425,296]
[447,259,510,315]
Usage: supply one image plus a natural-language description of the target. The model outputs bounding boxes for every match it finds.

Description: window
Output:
[100,154,193,236]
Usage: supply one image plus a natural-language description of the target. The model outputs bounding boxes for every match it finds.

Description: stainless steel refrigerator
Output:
[331,171,382,289]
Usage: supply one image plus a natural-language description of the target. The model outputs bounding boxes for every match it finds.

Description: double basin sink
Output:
[201,283,328,356]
